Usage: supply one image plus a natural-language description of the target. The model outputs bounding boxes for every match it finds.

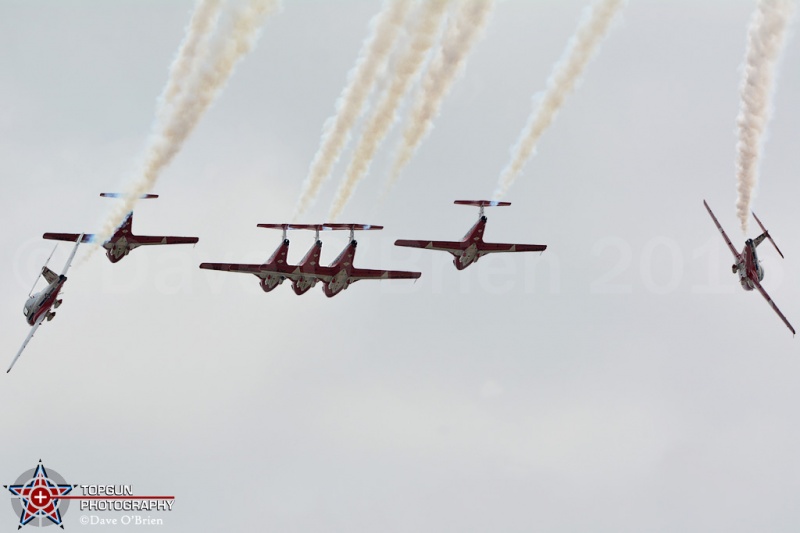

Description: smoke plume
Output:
[91,0,280,255]
[158,0,224,118]
[493,0,624,200]
[735,0,795,233]
[329,0,452,220]
[384,0,494,195]
[293,0,414,220]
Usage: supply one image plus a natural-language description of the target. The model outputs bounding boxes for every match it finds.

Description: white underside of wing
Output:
[8,315,45,373]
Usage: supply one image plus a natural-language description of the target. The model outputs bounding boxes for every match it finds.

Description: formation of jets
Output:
[200,223,422,297]
[9,193,797,372]
[10,195,546,370]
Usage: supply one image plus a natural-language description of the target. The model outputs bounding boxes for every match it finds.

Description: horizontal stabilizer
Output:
[258,223,328,231]
[100,193,159,199]
[454,200,511,207]
[43,233,95,244]
[752,211,784,259]
[41,267,59,285]
[257,223,379,232]
[322,223,383,231]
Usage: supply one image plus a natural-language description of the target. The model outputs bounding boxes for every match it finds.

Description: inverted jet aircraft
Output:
[394,200,547,270]
[8,235,83,373]
[43,193,199,263]
[704,200,794,334]
[199,224,421,297]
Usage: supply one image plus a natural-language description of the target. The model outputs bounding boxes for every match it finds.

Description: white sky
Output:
[2,1,800,531]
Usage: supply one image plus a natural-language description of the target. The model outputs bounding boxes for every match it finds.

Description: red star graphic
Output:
[7,462,73,529]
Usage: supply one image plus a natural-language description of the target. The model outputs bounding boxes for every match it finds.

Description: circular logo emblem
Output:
[6,462,74,528]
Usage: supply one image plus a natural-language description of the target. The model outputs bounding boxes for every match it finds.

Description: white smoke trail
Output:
[91,0,281,254]
[493,0,624,200]
[735,0,795,233]
[384,0,494,195]
[292,0,414,220]
[329,0,452,220]
[159,0,224,115]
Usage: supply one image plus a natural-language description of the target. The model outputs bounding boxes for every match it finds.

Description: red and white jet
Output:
[199,224,421,297]
[42,193,199,263]
[313,224,421,297]
[394,200,547,270]
[199,224,321,293]
[8,235,83,373]
[286,224,335,295]
[704,200,794,335]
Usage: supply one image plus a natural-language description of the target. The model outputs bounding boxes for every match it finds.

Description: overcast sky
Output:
[2,1,800,531]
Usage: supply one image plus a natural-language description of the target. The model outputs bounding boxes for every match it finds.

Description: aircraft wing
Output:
[7,315,45,373]
[292,267,336,283]
[394,239,464,254]
[60,233,84,276]
[478,242,547,255]
[703,200,741,260]
[348,267,421,282]
[132,236,199,247]
[752,279,796,335]
[43,233,95,244]
[199,262,284,276]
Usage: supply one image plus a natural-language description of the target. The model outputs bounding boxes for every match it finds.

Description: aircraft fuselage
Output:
[322,241,357,297]
[291,240,323,296]
[105,234,131,263]
[256,239,293,292]
[23,276,66,326]
[735,236,766,291]
[451,217,488,270]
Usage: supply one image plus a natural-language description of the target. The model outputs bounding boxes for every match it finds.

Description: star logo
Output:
[5,461,75,529]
